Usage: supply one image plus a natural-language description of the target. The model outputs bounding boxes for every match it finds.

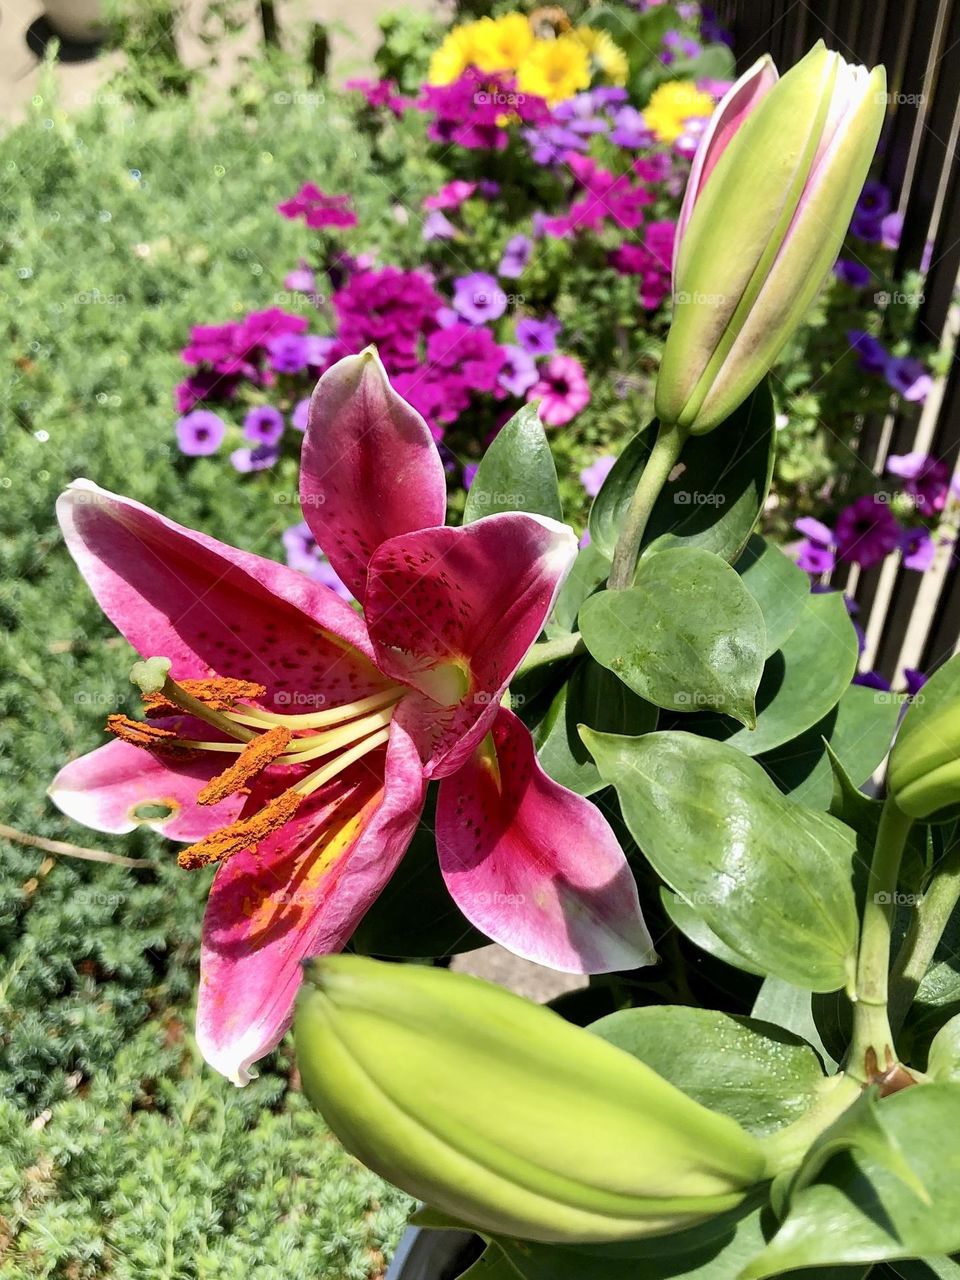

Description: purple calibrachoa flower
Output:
[267,333,311,375]
[609,106,654,148]
[282,520,353,599]
[885,356,933,403]
[423,210,458,242]
[580,456,616,497]
[836,495,902,569]
[291,398,311,432]
[498,235,533,280]
[904,668,928,696]
[49,351,652,1084]
[794,515,836,575]
[529,354,591,427]
[887,451,952,514]
[230,443,279,473]
[175,409,226,456]
[881,211,903,250]
[848,329,889,374]
[834,259,872,288]
[452,272,507,325]
[901,527,936,572]
[516,314,561,356]
[497,344,539,398]
[284,263,319,295]
[243,405,285,446]
[853,670,892,691]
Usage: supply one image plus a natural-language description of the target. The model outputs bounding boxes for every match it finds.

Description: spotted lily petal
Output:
[196,718,426,1085]
[300,348,447,603]
[364,512,578,778]
[436,707,656,973]
[48,735,245,840]
[57,480,383,707]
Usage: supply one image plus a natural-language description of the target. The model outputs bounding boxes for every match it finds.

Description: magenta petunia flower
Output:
[345,77,407,117]
[580,455,616,497]
[423,180,477,210]
[333,266,444,373]
[528,354,591,427]
[276,184,357,230]
[452,272,507,325]
[835,495,902,569]
[176,409,226,456]
[243,405,285,446]
[418,70,550,151]
[49,351,652,1084]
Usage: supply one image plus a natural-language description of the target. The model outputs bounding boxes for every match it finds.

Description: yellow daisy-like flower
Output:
[471,14,536,74]
[516,36,592,107]
[643,80,717,142]
[571,27,629,86]
[428,22,482,86]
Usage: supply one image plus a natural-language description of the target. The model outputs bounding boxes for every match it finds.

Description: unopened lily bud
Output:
[294,956,765,1244]
[889,655,960,819]
[656,42,886,435]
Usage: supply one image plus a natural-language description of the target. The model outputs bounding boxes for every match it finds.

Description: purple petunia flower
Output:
[903,668,928,696]
[291,398,311,432]
[462,462,479,489]
[836,495,902,569]
[901,527,936,571]
[497,344,538,398]
[887,451,952,514]
[515,314,561,356]
[423,210,458,241]
[856,180,891,219]
[850,208,883,242]
[580,455,616,497]
[881,211,903,250]
[834,259,872,288]
[498,235,533,279]
[609,106,654,148]
[243,404,285,446]
[230,443,279,472]
[853,670,892,691]
[452,272,507,325]
[885,356,933,403]
[282,520,354,598]
[794,517,836,576]
[175,409,226,456]
[848,329,889,374]
[266,333,310,374]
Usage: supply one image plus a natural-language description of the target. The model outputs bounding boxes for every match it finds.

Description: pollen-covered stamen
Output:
[197,726,293,806]
[143,677,267,715]
[106,715,184,751]
[178,788,304,871]
[129,659,255,744]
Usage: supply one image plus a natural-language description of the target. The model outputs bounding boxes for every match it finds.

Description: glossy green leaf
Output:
[697,590,860,756]
[661,888,766,978]
[580,548,766,729]
[587,382,775,566]
[741,1086,960,1278]
[589,1006,826,1136]
[733,535,810,657]
[463,402,562,523]
[928,1013,960,1081]
[760,683,900,808]
[535,657,657,795]
[584,730,860,992]
[752,976,838,1072]
[349,793,486,958]
[882,1258,960,1279]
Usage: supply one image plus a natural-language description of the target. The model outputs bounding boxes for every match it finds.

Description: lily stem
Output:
[847,796,915,1082]
[516,631,586,677]
[607,420,688,590]
[888,842,960,1036]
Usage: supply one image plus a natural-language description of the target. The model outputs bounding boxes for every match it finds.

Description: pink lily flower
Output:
[49,350,654,1085]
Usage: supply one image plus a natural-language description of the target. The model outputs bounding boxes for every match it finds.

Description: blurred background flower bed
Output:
[0,1,948,1274]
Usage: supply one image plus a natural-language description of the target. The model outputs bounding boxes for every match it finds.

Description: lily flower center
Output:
[110,657,405,870]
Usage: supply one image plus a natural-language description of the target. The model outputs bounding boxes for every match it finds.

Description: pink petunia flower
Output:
[49,352,652,1085]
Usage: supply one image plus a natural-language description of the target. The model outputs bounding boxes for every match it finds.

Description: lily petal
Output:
[436,707,656,974]
[300,349,447,604]
[365,512,578,778]
[196,718,426,1084]
[57,480,383,707]
[48,736,245,840]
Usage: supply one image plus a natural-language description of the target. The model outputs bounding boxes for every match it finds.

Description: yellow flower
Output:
[572,27,628,85]
[471,14,536,74]
[643,80,717,142]
[516,36,591,106]
[428,22,482,86]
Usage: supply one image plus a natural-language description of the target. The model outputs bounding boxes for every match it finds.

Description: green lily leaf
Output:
[349,792,486,958]
[927,1012,960,1081]
[759,683,901,808]
[587,382,775,566]
[881,1258,960,1279]
[589,1006,826,1136]
[534,657,657,796]
[463,402,562,523]
[752,975,838,1072]
[697,590,860,756]
[661,888,766,978]
[584,730,860,993]
[733,535,810,658]
[579,548,766,729]
[740,1087,960,1279]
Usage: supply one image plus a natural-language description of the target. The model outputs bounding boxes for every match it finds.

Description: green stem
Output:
[607,421,688,590]
[847,797,915,1082]
[888,843,960,1035]
[758,1073,863,1178]
[516,632,585,677]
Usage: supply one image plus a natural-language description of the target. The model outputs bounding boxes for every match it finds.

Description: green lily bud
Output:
[294,956,766,1243]
[888,654,960,819]
[656,42,886,435]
